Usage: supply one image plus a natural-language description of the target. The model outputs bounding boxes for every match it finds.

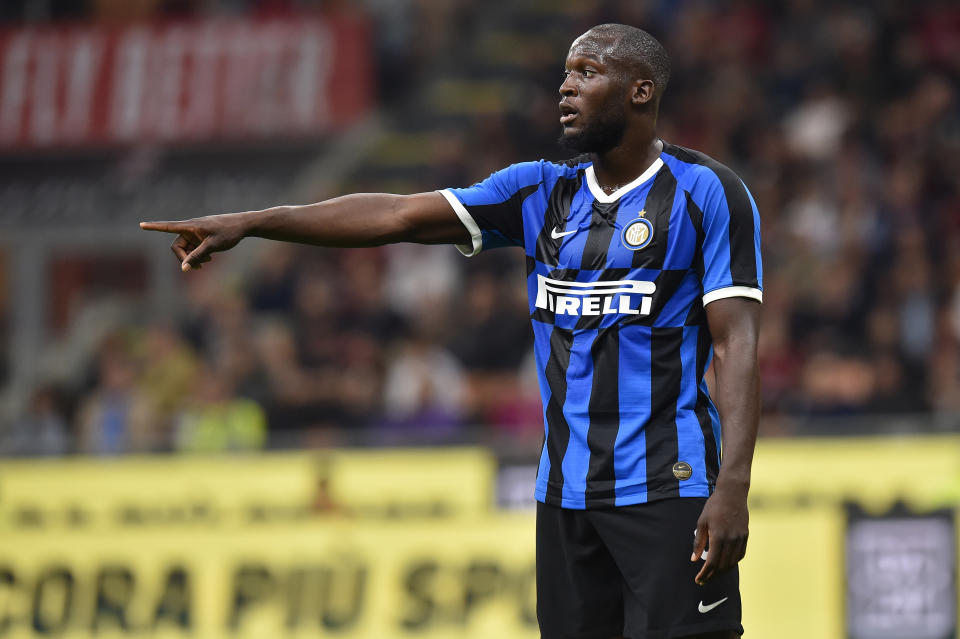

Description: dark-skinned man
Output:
[142,24,761,639]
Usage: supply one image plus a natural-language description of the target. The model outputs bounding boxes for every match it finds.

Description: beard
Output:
[558,98,627,154]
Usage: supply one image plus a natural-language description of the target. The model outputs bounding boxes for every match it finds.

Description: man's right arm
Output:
[140,191,468,271]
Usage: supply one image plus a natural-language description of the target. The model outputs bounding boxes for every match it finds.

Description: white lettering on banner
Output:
[0,31,105,144]
[0,17,367,148]
[291,27,329,127]
[535,275,655,317]
[62,33,103,141]
[111,29,147,141]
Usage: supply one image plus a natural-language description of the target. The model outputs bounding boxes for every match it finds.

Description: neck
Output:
[590,130,662,195]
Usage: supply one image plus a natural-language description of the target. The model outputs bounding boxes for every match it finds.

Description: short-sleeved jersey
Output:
[440,141,763,509]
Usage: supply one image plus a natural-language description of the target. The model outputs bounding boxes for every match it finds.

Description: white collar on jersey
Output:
[585,157,664,204]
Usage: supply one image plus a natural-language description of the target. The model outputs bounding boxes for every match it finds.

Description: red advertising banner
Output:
[0,14,372,149]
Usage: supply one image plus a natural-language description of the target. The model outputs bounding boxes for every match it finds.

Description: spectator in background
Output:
[334,329,385,433]
[289,259,340,368]
[174,363,266,453]
[247,244,301,315]
[1,385,70,456]
[138,324,200,427]
[335,249,406,344]
[449,269,532,427]
[381,320,466,440]
[77,340,160,454]
[251,320,343,440]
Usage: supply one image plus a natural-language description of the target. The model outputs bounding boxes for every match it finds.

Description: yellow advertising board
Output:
[0,509,844,639]
[749,434,960,511]
[0,435,958,638]
[0,517,537,639]
[0,448,497,532]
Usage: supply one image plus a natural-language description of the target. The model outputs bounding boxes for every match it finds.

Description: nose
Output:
[559,73,577,97]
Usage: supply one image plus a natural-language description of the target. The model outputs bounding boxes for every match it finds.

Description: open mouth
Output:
[559,103,578,125]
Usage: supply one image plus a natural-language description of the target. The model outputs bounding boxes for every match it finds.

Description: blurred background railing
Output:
[0,1,958,638]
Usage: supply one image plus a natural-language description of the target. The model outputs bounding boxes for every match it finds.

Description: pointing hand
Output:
[139,214,247,271]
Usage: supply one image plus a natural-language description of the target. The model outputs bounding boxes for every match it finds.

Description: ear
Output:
[631,79,655,106]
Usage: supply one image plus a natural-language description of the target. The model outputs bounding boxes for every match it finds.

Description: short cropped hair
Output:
[589,24,671,98]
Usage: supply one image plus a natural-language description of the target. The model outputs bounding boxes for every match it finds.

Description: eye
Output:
[583,69,596,78]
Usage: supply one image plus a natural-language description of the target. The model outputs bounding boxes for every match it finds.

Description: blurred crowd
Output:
[2,0,960,455]
[4,242,539,455]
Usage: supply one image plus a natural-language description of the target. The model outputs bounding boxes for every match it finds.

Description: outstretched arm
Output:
[691,296,761,585]
[140,191,468,271]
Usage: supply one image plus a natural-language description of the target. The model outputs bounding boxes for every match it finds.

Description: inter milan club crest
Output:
[622,209,654,250]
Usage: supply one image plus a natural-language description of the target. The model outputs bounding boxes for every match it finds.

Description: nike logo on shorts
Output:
[698,597,728,613]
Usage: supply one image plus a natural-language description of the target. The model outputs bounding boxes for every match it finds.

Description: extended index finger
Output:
[140,221,187,233]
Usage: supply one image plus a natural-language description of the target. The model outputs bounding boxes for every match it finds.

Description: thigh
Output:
[588,498,743,639]
[537,502,625,639]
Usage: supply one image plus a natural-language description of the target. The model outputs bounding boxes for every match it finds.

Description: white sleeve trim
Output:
[438,189,482,257]
[703,286,763,306]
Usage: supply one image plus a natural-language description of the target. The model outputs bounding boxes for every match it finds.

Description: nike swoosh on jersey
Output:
[698,597,728,613]
[551,227,577,239]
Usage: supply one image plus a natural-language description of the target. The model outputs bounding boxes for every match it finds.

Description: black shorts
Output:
[536,498,743,639]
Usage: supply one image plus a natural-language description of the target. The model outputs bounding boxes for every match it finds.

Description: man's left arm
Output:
[691,296,761,585]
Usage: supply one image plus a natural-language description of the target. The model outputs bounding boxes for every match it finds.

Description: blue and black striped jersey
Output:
[440,141,763,509]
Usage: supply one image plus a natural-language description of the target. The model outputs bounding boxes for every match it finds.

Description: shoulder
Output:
[661,142,745,193]
[661,142,754,213]
[468,156,591,194]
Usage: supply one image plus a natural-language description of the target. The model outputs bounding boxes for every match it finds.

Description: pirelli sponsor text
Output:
[534,275,655,317]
